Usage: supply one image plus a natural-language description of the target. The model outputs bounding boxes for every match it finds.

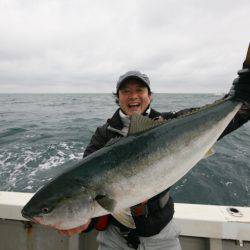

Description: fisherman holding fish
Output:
[60,65,250,249]
[22,47,250,250]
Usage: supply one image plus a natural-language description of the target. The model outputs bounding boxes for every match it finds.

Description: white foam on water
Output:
[38,156,65,170]
[24,185,32,190]
[29,169,38,177]
[60,142,70,150]
[69,153,82,160]
[57,150,66,157]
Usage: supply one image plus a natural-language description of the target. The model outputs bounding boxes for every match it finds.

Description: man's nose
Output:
[128,91,138,99]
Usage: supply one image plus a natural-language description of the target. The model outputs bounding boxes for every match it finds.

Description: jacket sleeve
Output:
[83,124,108,158]
[218,103,250,140]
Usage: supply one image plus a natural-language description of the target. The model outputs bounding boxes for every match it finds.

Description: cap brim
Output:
[117,76,149,91]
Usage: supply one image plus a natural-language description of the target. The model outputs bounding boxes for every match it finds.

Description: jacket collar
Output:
[148,108,162,119]
[107,109,123,130]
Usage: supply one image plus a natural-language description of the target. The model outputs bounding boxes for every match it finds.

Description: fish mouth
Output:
[21,212,44,225]
[21,209,33,221]
[33,216,44,224]
[32,217,62,229]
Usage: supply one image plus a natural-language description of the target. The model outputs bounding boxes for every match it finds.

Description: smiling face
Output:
[118,79,152,116]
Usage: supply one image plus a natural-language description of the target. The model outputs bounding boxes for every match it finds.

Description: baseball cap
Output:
[116,71,150,92]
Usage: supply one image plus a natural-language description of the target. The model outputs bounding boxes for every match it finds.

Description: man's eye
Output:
[137,88,144,92]
[122,90,130,94]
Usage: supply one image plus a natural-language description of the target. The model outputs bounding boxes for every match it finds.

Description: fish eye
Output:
[41,207,50,214]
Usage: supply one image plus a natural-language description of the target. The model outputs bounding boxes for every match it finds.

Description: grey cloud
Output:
[0,0,249,93]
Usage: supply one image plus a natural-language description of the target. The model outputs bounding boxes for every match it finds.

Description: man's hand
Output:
[58,220,91,237]
[57,215,110,236]
[230,68,250,103]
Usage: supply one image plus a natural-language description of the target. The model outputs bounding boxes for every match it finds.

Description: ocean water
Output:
[0,93,249,206]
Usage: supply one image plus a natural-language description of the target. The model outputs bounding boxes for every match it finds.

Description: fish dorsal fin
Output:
[112,208,136,229]
[128,113,166,135]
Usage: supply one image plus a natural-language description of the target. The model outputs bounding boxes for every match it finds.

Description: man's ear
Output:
[149,93,152,102]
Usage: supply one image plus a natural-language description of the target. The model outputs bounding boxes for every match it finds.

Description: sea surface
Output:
[0,93,249,206]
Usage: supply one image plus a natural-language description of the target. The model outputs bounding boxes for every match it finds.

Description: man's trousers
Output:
[97,219,181,250]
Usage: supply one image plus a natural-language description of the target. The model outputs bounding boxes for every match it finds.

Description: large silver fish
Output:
[21,98,241,230]
[21,45,250,231]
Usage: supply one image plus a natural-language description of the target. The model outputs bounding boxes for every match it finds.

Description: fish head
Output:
[22,187,96,230]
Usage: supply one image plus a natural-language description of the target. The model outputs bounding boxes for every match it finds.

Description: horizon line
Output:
[0,92,226,95]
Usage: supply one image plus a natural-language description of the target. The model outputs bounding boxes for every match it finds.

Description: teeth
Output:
[129,104,140,107]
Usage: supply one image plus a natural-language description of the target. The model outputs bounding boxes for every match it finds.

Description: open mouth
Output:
[128,103,140,108]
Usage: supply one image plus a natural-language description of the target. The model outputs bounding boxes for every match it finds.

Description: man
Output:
[60,69,250,249]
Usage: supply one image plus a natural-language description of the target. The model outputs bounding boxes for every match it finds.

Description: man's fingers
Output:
[80,222,91,231]
[58,228,80,237]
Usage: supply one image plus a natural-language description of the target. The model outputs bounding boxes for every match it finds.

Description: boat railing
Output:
[0,191,249,250]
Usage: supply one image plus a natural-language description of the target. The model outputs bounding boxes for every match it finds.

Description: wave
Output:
[0,127,28,139]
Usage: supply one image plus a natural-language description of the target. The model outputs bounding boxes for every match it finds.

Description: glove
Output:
[229,68,250,103]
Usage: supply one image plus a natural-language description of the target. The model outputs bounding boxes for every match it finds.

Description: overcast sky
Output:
[0,0,249,93]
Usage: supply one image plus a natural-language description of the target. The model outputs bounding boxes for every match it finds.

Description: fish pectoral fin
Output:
[128,113,166,135]
[112,208,136,229]
[95,195,117,212]
[203,147,215,159]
